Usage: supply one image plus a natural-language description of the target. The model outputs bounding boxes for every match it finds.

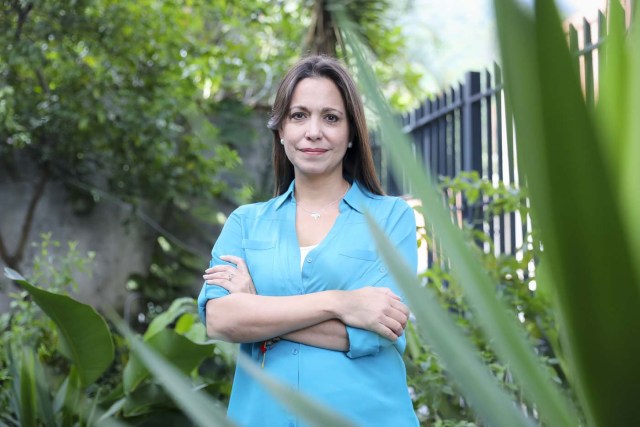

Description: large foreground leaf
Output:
[493,0,640,425]
[123,328,214,393]
[335,10,578,427]
[4,268,114,387]
[114,319,234,427]
[621,1,640,282]
[366,215,532,427]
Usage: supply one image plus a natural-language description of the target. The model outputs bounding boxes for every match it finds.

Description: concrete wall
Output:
[0,109,274,315]
[0,162,156,313]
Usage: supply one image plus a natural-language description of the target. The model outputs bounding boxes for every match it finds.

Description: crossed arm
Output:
[202,255,409,351]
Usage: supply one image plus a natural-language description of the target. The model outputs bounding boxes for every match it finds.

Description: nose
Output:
[305,117,322,141]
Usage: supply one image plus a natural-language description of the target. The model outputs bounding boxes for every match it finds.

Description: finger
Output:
[220,255,249,273]
[379,287,401,300]
[375,323,400,342]
[206,265,236,274]
[203,272,233,282]
[391,300,410,316]
[203,274,227,285]
[382,317,404,338]
[387,305,409,329]
[205,277,244,294]
[204,277,229,289]
[385,306,409,322]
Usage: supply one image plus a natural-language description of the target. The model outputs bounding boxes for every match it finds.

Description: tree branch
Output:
[0,232,12,269]
[0,163,50,271]
[13,1,33,42]
[35,68,50,95]
[15,164,49,264]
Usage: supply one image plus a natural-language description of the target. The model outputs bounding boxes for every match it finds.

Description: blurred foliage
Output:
[0,0,299,205]
[0,0,423,205]
[1,238,235,425]
[404,173,566,425]
[309,0,427,110]
[0,234,97,425]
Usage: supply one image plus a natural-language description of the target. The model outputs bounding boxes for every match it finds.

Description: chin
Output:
[292,163,325,174]
[292,160,343,178]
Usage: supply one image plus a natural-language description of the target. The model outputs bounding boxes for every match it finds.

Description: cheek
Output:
[282,142,295,162]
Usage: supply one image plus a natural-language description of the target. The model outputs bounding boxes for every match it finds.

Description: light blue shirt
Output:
[198,180,418,427]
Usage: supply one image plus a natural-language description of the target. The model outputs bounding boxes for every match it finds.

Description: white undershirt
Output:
[300,245,318,270]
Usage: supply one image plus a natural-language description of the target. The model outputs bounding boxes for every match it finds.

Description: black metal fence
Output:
[378,10,608,264]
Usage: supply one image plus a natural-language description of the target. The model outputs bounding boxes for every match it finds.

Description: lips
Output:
[300,148,328,153]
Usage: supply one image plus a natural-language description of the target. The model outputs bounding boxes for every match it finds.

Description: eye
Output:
[325,114,339,123]
[290,111,306,120]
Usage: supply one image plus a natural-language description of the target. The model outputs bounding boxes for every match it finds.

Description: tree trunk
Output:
[303,0,338,57]
[0,165,50,272]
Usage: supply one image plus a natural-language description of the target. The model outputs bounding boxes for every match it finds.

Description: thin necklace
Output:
[297,184,350,220]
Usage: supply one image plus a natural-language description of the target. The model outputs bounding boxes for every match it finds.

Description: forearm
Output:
[205,291,341,343]
[281,319,349,351]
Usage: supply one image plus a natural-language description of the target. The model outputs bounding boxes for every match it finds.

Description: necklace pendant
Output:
[310,212,321,220]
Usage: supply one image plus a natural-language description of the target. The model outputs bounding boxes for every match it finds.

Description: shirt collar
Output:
[273,180,296,211]
[273,179,372,213]
[342,180,370,214]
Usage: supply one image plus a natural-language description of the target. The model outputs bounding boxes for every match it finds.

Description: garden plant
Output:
[2,0,639,425]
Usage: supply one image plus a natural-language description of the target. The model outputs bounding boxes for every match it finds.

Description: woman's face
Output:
[279,77,350,181]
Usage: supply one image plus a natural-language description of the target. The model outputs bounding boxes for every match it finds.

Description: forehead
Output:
[290,77,345,110]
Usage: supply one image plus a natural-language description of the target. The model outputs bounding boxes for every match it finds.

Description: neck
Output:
[294,174,349,207]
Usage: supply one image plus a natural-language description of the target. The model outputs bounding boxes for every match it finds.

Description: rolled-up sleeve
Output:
[345,200,417,359]
[197,211,244,324]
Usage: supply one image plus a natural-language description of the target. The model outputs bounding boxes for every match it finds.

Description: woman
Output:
[198,55,418,426]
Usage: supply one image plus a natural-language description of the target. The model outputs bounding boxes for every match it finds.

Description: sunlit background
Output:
[401,0,607,91]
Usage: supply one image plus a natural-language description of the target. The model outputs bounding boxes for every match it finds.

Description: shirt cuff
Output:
[345,326,383,358]
[197,284,230,324]
[345,326,406,358]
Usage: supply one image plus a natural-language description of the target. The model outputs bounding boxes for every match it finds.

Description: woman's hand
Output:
[336,287,409,342]
[203,255,256,294]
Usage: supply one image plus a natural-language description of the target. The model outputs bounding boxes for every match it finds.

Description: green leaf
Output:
[365,214,532,427]
[122,382,172,417]
[175,313,209,344]
[113,319,234,427]
[123,328,214,393]
[493,0,640,425]
[4,268,114,388]
[33,352,56,427]
[597,0,628,170]
[18,350,37,427]
[337,9,578,426]
[621,0,640,284]
[143,297,198,340]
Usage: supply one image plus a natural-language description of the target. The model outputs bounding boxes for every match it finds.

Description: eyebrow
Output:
[289,105,345,116]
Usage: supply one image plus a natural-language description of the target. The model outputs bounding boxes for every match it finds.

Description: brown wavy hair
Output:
[267,55,384,196]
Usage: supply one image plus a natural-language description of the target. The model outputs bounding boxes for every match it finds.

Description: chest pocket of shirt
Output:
[338,249,386,289]
[242,239,276,295]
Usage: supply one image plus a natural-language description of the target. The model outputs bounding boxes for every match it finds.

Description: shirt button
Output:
[379,266,387,273]
[306,257,312,263]
[292,349,299,355]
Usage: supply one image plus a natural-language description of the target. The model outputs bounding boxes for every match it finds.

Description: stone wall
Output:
[0,108,274,314]
[0,163,156,312]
